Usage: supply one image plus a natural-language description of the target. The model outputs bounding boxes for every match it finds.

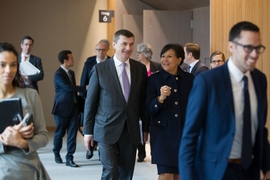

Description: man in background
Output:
[182,42,208,75]
[80,39,110,97]
[80,39,110,159]
[19,36,44,92]
[52,50,87,168]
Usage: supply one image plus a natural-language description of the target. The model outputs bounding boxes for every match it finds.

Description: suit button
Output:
[174,89,177,92]
[157,121,161,124]
[176,77,178,80]
[175,114,178,117]
[175,102,178,105]
[154,104,158,108]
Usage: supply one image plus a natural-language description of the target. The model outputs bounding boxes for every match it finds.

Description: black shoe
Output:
[66,160,78,167]
[54,154,63,164]
[86,149,93,159]
[137,157,145,162]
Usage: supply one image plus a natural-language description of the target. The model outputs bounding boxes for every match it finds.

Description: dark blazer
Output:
[80,55,110,97]
[182,60,208,76]
[179,62,270,180]
[52,67,86,117]
[83,58,147,145]
[180,62,189,71]
[19,54,44,92]
[149,60,162,74]
[146,67,194,167]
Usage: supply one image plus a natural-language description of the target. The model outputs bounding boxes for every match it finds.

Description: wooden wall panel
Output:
[107,0,115,56]
[210,0,270,139]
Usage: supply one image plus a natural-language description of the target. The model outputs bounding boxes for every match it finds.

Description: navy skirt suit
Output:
[146,67,194,173]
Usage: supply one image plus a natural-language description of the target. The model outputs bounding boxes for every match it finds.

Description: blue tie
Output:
[187,65,191,73]
[241,75,252,169]
[121,62,130,102]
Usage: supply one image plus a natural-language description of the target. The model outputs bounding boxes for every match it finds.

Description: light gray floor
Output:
[38,131,157,180]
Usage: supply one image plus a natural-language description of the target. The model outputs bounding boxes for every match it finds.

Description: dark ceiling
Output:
[140,0,209,11]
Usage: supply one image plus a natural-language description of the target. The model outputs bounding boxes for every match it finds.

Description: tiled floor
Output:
[38,131,157,180]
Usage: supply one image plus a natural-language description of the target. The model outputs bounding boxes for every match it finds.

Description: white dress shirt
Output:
[113,56,131,96]
[228,57,258,158]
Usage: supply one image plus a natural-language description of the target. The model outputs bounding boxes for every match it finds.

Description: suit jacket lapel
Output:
[222,62,235,117]
[106,58,126,101]
[250,70,263,127]
[59,67,71,83]
[191,61,198,74]
[129,60,137,101]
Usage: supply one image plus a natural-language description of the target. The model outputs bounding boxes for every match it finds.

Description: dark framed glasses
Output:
[233,41,265,54]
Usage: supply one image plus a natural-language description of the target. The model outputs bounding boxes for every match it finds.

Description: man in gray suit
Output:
[182,42,208,75]
[83,29,148,179]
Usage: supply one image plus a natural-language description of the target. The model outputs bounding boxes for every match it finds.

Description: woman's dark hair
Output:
[160,43,185,65]
[0,42,25,87]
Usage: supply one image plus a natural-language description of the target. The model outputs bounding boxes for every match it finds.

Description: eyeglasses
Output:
[232,41,265,54]
[95,49,107,52]
[211,60,224,64]
[22,43,33,47]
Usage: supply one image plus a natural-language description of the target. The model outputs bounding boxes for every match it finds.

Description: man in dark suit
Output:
[179,21,270,180]
[19,36,44,92]
[80,39,110,97]
[80,39,110,159]
[182,42,208,75]
[83,29,148,179]
[52,50,87,168]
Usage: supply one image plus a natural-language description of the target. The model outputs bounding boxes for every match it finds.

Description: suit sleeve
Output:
[261,75,270,174]
[146,75,165,116]
[28,57,44,83]
[83,66,100,135]
[139,68,149,132]
[80,61,90,97]
[196,66,209,75]
[179,75,208,180]
[55,70,86,93]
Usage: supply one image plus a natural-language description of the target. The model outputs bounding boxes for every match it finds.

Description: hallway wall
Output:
[0,0,108,127]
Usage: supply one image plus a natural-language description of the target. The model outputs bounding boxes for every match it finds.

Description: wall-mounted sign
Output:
[99,10,114,23]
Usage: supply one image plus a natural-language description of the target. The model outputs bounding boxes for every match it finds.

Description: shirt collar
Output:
[228,57,250,83]
[189,59,199,68]
[60,65,69,73]
[113,56,130,67]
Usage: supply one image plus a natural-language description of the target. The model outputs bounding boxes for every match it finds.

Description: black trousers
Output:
[223,163,257,180]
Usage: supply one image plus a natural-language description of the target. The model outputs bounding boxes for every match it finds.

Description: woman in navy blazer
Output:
[146,43,194,179]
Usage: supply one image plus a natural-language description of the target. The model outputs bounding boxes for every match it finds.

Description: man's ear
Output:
[228,41,234,53]
[112,41,116,49]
